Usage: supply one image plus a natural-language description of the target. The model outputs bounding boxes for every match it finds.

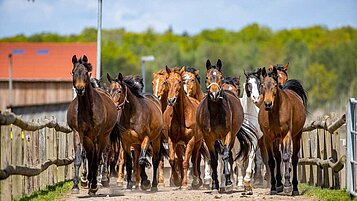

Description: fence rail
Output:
[0,111,74,201]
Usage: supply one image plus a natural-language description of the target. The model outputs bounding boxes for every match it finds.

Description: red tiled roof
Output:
[0,43,97,81]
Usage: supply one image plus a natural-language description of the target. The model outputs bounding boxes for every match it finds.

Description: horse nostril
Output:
[157,95,161,100]
[264,102,272,109]
[168,97,177,105]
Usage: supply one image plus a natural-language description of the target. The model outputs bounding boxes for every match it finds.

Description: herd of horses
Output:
[67,55,307,197]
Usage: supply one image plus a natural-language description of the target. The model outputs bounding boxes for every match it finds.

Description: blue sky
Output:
[0,0,356,38]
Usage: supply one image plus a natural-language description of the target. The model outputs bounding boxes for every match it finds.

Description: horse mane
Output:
[156,69,167,75]
[185,66,201,83]
[273,64,287,75]
[120,75,144,98]
[223,76,240,86]
[78,57,93,72]
[282,79,308,110]
[172,66,182,73]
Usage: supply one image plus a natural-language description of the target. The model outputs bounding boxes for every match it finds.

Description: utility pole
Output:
[96,0,102,80]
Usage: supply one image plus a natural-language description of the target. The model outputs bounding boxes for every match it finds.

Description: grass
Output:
[14,181,72,201]
[299,183,357,201]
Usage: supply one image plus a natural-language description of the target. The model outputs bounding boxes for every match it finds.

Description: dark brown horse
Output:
[107,73,165,191]
[196,59,251,192]
[258,66,307,196]
[222,76,241,97]
[67,55,118,195]
[269,63,289,87]
[163,66,204,190]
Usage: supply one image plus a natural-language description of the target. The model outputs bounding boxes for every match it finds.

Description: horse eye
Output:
[191,79,194,82]
[206,77,208,79]
[179,80,182,84]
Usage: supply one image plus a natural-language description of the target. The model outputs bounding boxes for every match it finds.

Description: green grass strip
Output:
[13,180,72,201]
[299,183,357,201]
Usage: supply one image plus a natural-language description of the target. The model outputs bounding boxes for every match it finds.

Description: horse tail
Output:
[235,120,254,162]
[282,79,308,110]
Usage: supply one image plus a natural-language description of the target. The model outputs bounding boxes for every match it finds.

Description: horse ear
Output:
[118,73,124,82]
[217,59,222,71]
[272,66,278,77]
[194,69,199,75]
[107,73,114,83]
[180,66,185,75]
[243,69,248,78]
[72,55,77,65]
[206,59,212,70]
[165,65,171,74]
[261,67,267,78]
[82,55,88,63]
[283,62,289,71]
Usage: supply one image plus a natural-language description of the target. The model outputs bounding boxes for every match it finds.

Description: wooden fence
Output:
[298,113,347,189]
[0,111,74,201]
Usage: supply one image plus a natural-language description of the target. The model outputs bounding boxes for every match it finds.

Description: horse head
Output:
[269,63,289,87]
[261,67,279,111]
[107,73,127,109]
[182,66,200,97]
[152,69,168,100]
[244,68,262,104]
[166,66,185,106]
[205,59,224,102]
[222,76,240,97]
[71,55,92,96]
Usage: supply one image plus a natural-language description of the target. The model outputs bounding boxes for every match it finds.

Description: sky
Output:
[0,0,356,38]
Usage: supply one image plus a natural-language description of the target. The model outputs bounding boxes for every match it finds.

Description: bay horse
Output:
[152,69,169,112]
[258,66,307,196]
[182,66,212,188]
[67,55,118,195]
[196,59,251,192]
[163,66,204,190]
[107,73,165,191]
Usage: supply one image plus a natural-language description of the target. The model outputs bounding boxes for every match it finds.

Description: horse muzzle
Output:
[209,91,220,102]
[75,87,85,96]
[167,97,177,106]
[264,101,273,110]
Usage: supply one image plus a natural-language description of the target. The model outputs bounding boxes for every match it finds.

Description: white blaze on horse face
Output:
[154,79,160,97]
[228,86,233,90]
[248,77,260,103]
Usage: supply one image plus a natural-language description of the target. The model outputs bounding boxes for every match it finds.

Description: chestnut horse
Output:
[269,63,289,87]
[152,69,169,112]
[196,59,251,192]
[107,73,165,191]
[258,67,307,196]
[163,66,204,189]
[67,55,118,195]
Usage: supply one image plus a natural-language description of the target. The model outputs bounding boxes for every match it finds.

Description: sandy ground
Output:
[61,166,316,201]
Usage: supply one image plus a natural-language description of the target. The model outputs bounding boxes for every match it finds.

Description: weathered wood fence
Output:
[0,111,74,201]
[298,113,347,189]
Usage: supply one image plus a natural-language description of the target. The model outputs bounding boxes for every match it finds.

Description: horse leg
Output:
[100,147,110,187]
[253,148,264,186]
[139,136,151,190]
[259,136,270,187]
[132,147,141,190]
[283,134,292,193]
[265,137,277,195]
[125,150,134,189]
[168,138,180,187]
[243,147,255,195]
[210,149,219,191]
[83,137,99,195]
[292,134,302,196]
[222,133,233,192]
[202,142,212,188]
[150,138,161,192]
[158,158,165,187]
[176,145,184,184]
[191,140,203,189]
[72,132,82,194]
[181,137,195,190]
[117,143,125,187]
[273,140,283,193]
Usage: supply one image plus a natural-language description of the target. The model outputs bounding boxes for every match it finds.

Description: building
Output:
[0,42,97,120]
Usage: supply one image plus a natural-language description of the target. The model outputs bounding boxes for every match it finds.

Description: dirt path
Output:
[62,180,316,201]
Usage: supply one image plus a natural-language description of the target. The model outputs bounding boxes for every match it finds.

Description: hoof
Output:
[127,181,134,189]
[151,186,158,192]
[88,186,99,195]
[211,189,219,195]
[292,190,299,196]
[269,190,277,195]
[141,180,151,191]
[203,183,210,189]
[284,185,292,193]
[71,187,80,194]
[191,178,203,190]
[101,179,110,188]
[181,185,188,190]
[158,182,165,187]
[170,176,181,187]
[117,181,123,187]
[276,185,283,193]
[80,179,88,188]
[224,184,233,193]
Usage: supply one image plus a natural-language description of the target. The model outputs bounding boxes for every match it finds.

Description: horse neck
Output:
[173,87,190,121]
[123,86,141,115]
[195,81,205,101]
[77,82,96,122]
[269,87,283,116]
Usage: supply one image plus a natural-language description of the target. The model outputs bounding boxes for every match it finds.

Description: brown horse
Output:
[258,66,307,196]
[67,55,118,195]
[107,73,165,191]
[196,59,251,192]
[152,69,169,112]
[222,76,241,97]
[182,66,205,101]
[163,66,204,189]
[269,63,289,87]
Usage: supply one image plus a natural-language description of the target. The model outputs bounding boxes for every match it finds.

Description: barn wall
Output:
[0,81,73,111]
